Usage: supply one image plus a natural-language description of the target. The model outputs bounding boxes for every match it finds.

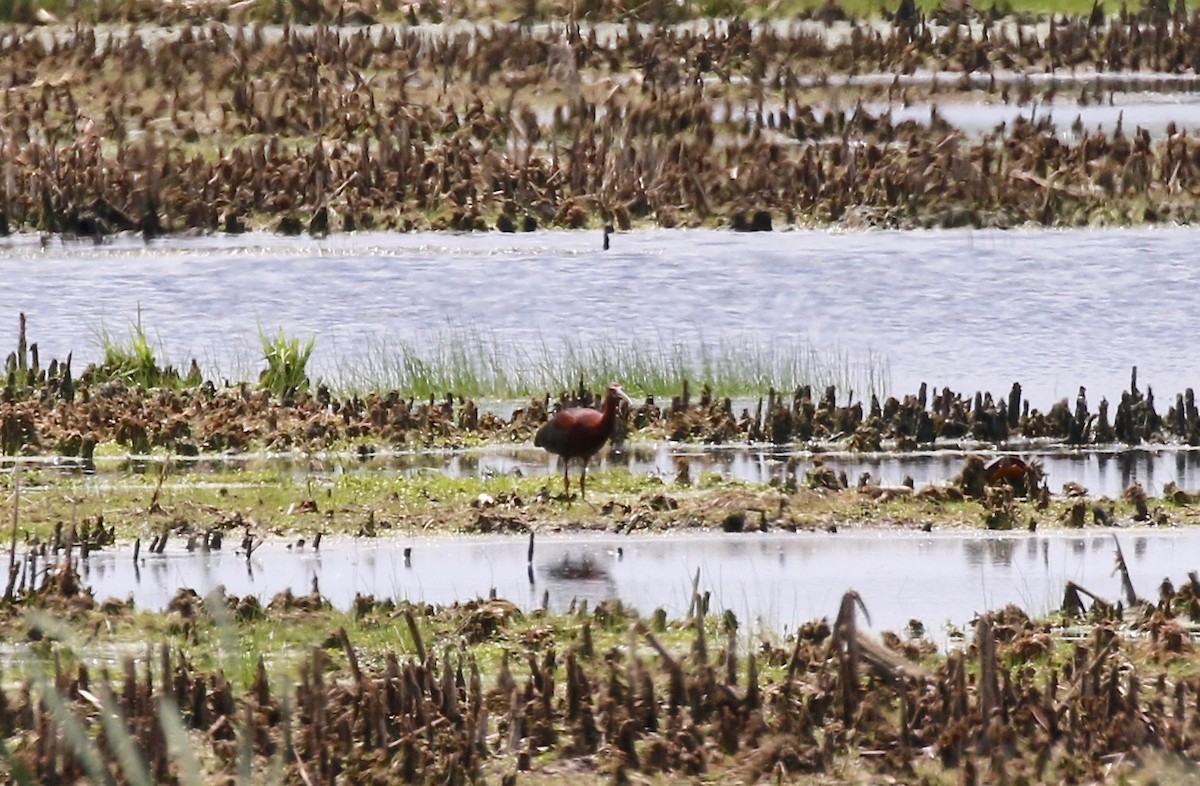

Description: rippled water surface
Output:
[80,529,1198,646]
[6,229,1200,638]
[2,227,1199,404]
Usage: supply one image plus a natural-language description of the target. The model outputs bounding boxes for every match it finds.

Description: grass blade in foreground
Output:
[156,696,206,786]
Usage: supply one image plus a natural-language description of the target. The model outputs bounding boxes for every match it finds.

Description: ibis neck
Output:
[600,395,619,434]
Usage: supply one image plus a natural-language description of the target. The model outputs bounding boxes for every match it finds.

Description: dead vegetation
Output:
[7,8,1200,236]
[3,314,1199,458]
[3,563,1200,785]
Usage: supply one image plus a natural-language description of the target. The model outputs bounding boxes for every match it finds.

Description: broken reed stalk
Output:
[440,650,461,724]
[4,468,20,603]
[686,567,701,619]
[633,621,682,675]
[16,313,26,373]
[404,607,427,662]
[242,535,261,563]
[976,614,999,728]
[831,590,871,724]
[692,593,708,666]
[149,459,169,513]
[338,627,363,688]
[1112,535,1138,606]
[634,620,687,713]
[1054,635,1120,713]
[723,623,738,686]
[1063,580,1111,615]
[527,530,536,584]
[283,687,317,786]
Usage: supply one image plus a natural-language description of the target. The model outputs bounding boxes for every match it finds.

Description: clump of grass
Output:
[329,327,891,401]
[258,328,315,398]
[79,316,888,402]
[86,312,190,389]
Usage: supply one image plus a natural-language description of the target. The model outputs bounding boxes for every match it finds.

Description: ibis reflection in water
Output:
[539,551,618,602]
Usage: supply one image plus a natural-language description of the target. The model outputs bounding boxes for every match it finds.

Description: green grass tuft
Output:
[88,311,187,390]
[259,328,316,398]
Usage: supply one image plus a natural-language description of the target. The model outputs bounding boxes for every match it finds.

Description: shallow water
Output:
[2,228,1200,405]
[856,95,1200,139]
[78,528,1198,646]
[42,442,1200,499]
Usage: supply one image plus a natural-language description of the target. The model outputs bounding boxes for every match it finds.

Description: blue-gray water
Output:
[5,228,1200,647]
[78,529,1197,646]
[2,227,1199,405]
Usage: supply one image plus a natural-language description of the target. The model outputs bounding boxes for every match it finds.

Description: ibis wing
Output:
[534,407,605,458]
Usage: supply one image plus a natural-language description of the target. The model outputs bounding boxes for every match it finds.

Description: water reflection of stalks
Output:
[8,11,1200,235]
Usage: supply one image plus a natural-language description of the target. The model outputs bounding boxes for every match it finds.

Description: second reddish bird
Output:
[535,384,633,499]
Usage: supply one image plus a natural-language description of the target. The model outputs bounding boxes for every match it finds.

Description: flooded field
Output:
[81,528,1191,646]
[8,8,1200,782]
[3,228,1200,404]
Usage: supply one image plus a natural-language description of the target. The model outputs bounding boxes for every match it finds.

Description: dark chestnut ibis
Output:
[984,456,1029,486]
[535,384,633,499]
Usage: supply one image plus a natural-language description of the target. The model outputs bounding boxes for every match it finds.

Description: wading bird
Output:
[535,384,633,499]
[984,456,1029,486]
